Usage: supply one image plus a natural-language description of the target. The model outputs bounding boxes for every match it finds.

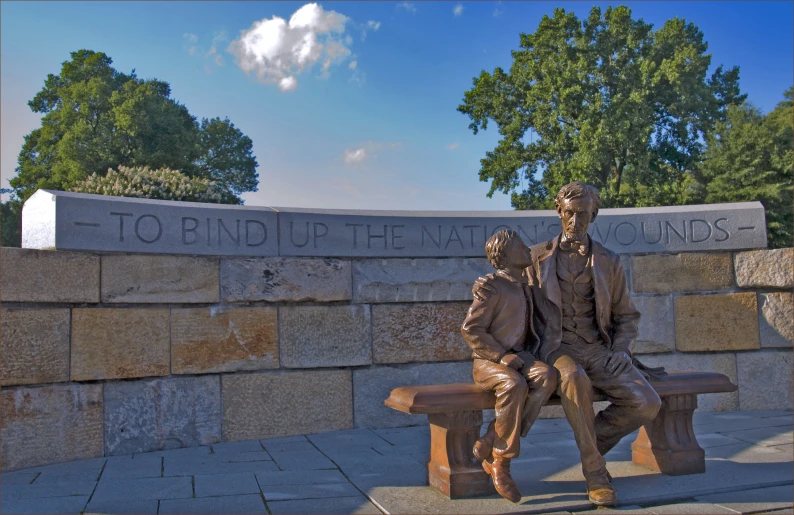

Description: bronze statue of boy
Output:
[461,229,557,503]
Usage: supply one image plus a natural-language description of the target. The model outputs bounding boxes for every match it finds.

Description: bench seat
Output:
[384,371,737,499]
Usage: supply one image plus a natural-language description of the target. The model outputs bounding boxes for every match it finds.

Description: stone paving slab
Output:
[693,415,793,435]
[217,451,274,463]
[643,502,739,514]
[253,468,350,486]
[260,481,361,501]
[89,476,193,502]
[84,498,160,514]
[158,494,266,514]
[163,456,280,476]
[0,471,39,485]
[1,480,96,500]
[723,425,794,447]
[194,472,260,497]
[267,448,338,470]
[695,485,794,514]
[0,494,89,514]
[210,440,266,453]
[101,456,162,480]
[267,495,382,514]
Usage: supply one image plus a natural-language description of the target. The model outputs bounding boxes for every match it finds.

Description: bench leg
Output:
[427,410,495,499]
[631,393,705,475]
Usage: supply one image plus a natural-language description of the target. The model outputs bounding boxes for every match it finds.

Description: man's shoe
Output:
[482,456,521,503]
[473,423,495,462]
[585,472,617,507]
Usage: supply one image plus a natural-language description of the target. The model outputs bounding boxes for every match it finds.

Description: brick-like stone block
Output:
[279,305,371,368]
[636,353,739,412]
[1,384,103,470]
[222,369,352,441]
[372,302,471,363]
[352,258,491,303]
[171,307,278,374]
[675,293,760,352]
[737,350,793,410]
[104,375,222,455]
[0,248,99,303]
[101,255,219,303]
[632,253,734,294]
[760,293,793,348]
[221,258,351,302]
[1,309,70,386]
[354,361,473,428]
[734,248,794,288]
[71,308,170,380]
[631,296,675,354]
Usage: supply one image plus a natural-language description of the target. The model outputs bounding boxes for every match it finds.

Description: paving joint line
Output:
[80,459,108,515]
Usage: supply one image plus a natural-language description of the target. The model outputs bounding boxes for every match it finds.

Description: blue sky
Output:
[2,1,792,210]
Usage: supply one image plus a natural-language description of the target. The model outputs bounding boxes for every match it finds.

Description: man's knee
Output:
[558,364,591,391]
[500,376,529,398]
[532,362,559,394]
[636,388,662,422]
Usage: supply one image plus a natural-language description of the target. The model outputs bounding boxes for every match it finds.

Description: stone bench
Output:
[384,371,737,499]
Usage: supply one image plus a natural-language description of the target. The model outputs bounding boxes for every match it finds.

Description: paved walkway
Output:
[1,410,791,515]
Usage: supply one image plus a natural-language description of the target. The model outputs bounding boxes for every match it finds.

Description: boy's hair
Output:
[485,229,518,269]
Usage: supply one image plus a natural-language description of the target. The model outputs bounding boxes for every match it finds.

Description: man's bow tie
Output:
[560,239,588,255]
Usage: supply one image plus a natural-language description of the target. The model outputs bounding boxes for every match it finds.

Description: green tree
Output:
[5,50,258,210]
[458,5,745,210]
[1,202,21,247]
[697,88,793,248]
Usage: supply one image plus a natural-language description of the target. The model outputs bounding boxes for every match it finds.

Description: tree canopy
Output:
[458,5,746,210]
[6,50,259,210]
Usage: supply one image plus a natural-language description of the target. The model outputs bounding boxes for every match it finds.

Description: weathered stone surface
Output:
[279,306,371,368]
[354,362,473,428]
[104,375,222,455]
[372,302,471,363]
[22,189,279,256]
[631,296,675,354]
[760,293,793,348]
[1,309,70,386]
[221,258,351,302]
[675,293,760,352]
[71,308,170,380]
[0,248,99,303]
[352,258,491,303]
[735,248,794,288]
[171,307,278,374]
[222,369,353,441]
[736,350,793,411]
[101,255,219,303]
[1,384,103,470]
[637,353,739,411]
[632,253,734,293]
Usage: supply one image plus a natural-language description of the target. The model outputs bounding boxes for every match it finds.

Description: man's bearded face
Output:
[557,196,596,242]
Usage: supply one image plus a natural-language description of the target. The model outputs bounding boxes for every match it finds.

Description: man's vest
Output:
[557,249,601,346]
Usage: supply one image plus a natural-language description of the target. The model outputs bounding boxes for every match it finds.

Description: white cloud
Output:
[228,3,355,91]
[342,141,402,166]
[344,147,367,164]
[453,4,464,17]
[185,32,227,73]
[396,2,416,13]
[360,19,381,41]
[184,33,198,43]
[348,60,357,69]
[493,8,503,17]
[446,143,459,151]
[183,33,198,55]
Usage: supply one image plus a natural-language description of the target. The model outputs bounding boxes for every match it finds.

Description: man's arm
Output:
[606,258,640,376]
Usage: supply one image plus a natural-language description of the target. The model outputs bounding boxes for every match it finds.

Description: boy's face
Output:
[505,237,532,268]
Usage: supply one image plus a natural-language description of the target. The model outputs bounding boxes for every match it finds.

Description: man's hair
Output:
[554,181,602,213]
[485,229,518,270]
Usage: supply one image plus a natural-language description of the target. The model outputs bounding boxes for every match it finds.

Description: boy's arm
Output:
[461,282,506,363]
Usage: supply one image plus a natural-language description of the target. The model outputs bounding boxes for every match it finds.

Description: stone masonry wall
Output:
[1,247,791,471]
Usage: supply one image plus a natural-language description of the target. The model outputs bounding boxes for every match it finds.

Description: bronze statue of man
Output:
[461,229,557,503]
[474,182,662,507]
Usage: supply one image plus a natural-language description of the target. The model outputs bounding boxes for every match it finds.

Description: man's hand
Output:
[500,354,525,370]
[605,350,632,376]
[473,273,498,301]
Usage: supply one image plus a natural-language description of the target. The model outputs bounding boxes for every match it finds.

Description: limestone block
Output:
[0,248,99,303]
[352,258,491,303]
[372,302,471,363]
[353,362,473,429]
[1,309,70,386]
[1,384,103,470]
[220,258,351,302]
[734,248,794,288]
[736,350,793,410]
[636,353,739,411]
[71,308,170,380]
[222,369,352,441]
[101,255,219,303]
[279,305,371,368]
[631,296,675,354]
[760,293,793,348]
[632,253,734,293]
[104,375,222,455]
[675,293,760,352]
[171,307,278,374]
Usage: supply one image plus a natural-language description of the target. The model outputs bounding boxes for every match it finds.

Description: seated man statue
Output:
[461,229,558,503]
[474,182,662,507]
